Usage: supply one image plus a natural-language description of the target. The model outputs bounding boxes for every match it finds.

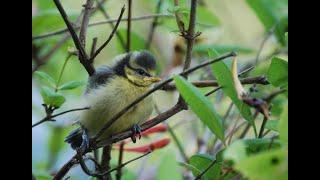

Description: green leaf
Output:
[34,71,56,87]
[117,28,146,52]
[265,120,279,132]
[157,152,182,180]
[59,80,85,90]
[189,154,221,180]
[267,57,288,88]
[278,104,288,145]
[209,49,254,124]
[235,148,288,180]
[224,140,247,163]
[40,87,65,108]
[243,138,281,154]
[174,75,225,142]
[179,162,202,175]
[197,6,220,26]
[285,32,288,44]
[33,170,52,180]
[246,0,288,45]
[194,44,253,55]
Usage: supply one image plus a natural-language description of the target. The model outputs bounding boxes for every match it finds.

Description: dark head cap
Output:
[131,50,156,71]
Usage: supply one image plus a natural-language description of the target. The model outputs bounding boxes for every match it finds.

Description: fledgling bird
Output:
[65,50,161,150]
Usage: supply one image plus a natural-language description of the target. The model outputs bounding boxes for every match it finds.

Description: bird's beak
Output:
[143,76,162,83]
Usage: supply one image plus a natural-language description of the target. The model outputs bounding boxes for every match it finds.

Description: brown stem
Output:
[145,0,163,49]
[115,142,125,180]
[89,6,125,62]
[90,37,98,59]
[79,0,94,48]
[126,0,132,52]
[100,145,112,180]
[53,0,95,76]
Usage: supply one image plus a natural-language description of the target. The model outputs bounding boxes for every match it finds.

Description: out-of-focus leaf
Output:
[278,104,288,145]
[117,28,146,52]
[33,170,52,180]
[174,75,225,142]
[265,120,279,132]
[235,148,288,180]
[156,152,182,180]
[224,140,247,163]
[179,162,202,175]
[246,0,288,45]
[243,138,281,154]
[189,154,221,180]
[121,169,137,180]
[267,57,288,88]
[209,49,254,124]
[197,6,220,26]
[59,80,85,90]
[40,87,65,108]
[194,44,253,55]
[34,71,56,87]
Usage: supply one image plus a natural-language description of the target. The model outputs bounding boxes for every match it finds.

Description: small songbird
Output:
[65,50,161,150]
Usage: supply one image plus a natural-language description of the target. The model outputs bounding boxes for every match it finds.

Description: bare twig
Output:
[53,154,78,180]
[116,142,125,180]
[89,6,126,62]
[145,0,163,49]
[32,107,90,128]
[94,52,236,140]
[96,0,126,50]
[162,76,268,91]
[79,0,94,48]
[173,0,185,33]
[126,0,132,52]
[100,145,112,179]
[258,116,268,138]
[32,14,174,41]
[53,0,95,76]
[90,37,98,59]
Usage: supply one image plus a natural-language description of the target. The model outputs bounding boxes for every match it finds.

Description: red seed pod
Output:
[119,138,171,153]
[150,138,171,151]
[140,124,168,137]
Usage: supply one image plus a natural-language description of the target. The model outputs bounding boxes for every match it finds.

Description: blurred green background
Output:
[32,0,287,179]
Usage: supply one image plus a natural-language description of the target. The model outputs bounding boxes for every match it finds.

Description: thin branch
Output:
[53,0,95,76]
[89,6,126,62]
[194,160,217,180]
[126,0,132,52]
[32,14,173,41]
[32,107,90,128]
[254,25,277,65]
[90,37,98,59]
[145,0,163,49]
[79,0,94,48]
[116,142,125,180]
[96,0,127,50]
[258,116,268,138]
[93,52,236,140]
[100,145,112,179]
[53,154,78,180]
[173,0,185,33]
[162,76,269,91]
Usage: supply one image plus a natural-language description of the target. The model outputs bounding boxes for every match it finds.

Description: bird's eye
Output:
[137,69,146,76]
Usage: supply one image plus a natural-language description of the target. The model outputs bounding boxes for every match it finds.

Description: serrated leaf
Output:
[59,81,85,90]
[174,75,225,142]
[209,49,254,124]
[243,138,281,154]
[267,57,288,88]
[189,154,221,180]
[40,87,65,108]
[34,71,56,87]
[265,120,279,132]
[235,148,288,180]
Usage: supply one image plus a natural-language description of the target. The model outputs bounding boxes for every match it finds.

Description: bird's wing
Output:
[85,65,115,94]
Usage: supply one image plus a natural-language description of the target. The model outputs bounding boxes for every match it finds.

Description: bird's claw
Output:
[77,129,90,154]
[130,124,142,143]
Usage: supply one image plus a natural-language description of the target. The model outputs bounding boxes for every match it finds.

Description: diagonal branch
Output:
[79,0,94,48]
[89,6,126,62]
[53,0,95,76]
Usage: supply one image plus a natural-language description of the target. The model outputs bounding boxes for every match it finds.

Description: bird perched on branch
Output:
[65,50,161,151]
